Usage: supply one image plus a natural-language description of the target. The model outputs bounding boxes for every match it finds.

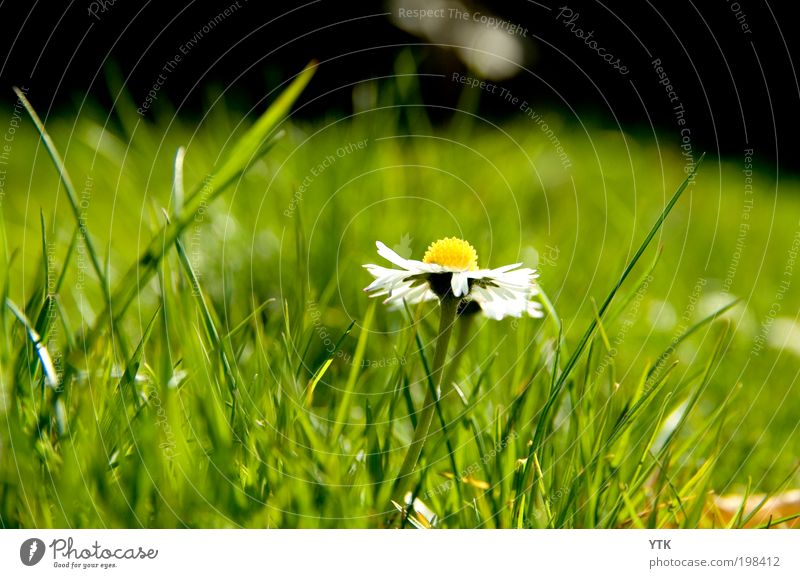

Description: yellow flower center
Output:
[422,237,479,270]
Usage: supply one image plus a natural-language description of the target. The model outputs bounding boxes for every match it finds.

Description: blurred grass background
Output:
[0,65,798,528]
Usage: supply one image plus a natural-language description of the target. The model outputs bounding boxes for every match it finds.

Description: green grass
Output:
[1,64,799,528]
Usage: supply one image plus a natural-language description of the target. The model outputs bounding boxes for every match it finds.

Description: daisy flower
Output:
[363,237,541,319]
[365,237,542,493]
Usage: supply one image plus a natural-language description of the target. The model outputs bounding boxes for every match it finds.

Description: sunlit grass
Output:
[0,65,798,528]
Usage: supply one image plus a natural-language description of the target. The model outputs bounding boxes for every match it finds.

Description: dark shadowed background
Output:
[0,1,797,169]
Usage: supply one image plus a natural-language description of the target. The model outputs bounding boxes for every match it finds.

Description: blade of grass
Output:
[518,159,704,526]
[303,320,355,406]
[332,301,375,438]
[13,88,108,296]
[6,298,59,390]
[84,63,315,350]
[174,231,240,425]
[222,298,276,342]
[531,156,705,453]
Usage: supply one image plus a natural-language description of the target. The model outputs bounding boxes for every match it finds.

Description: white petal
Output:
[363,265,412,294]
[483,285,517,301]
[527,301,545,318]
[459,261,545,321]
[384,281,420,301]
[477,294,545,320]
[471,285,495,303]
[488,263,523,274]
[451,272,470,297]
[386,285,436,309]
[477,299,515,320]
[375,241,428,271]
[467,265,538,289]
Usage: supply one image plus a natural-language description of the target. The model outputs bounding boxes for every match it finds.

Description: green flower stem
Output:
[442,310,476,401]
[394,294,459,493]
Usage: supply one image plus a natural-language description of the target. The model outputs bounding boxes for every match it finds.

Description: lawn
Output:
[1,65,798,528]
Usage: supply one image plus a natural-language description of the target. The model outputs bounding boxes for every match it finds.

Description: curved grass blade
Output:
[6,298,59,390]
[84,63,316,351]
[12,88,108,296]
[520,156,705,524]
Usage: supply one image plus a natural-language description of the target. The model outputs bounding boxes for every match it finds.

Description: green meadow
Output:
[1,64,798,528]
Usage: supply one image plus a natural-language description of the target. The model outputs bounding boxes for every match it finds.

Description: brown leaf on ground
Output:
[707,490,800,528]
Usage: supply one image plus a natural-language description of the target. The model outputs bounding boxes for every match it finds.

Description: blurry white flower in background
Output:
[768,318,800,357]
[389,0,531,80]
